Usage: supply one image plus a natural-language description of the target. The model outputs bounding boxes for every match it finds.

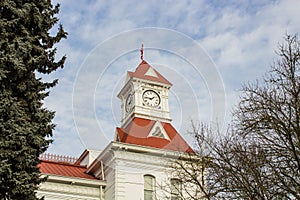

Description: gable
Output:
[116,118,194,153]
[148,121,170,140]
[127,60,172,86]
[144,66,159,78]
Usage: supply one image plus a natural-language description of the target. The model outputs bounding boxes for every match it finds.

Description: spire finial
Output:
[140,44,144,60]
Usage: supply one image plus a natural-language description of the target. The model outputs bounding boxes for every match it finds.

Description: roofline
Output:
[74,149,102,166]
[74,149,89,165]
[111,141,192,157]
[41,174,106,187]
[96,141,193,162]
[86,141,115,173]
[135,60,173,86]
[118,141,199,161]
[40,160,87,168]
[117,74,172,98]
[131,76,172,87]
[86,140,196,174]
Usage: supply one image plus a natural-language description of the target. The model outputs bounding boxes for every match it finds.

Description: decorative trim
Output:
[39,153,78,164]
[148,121,170,140]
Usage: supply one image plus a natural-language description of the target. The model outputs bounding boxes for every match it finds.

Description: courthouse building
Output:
[37,56,196,200]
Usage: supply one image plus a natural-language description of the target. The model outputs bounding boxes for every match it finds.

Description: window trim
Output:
[171,178,182,200]
[144,174,156,200]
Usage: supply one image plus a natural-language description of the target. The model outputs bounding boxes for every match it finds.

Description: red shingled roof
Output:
[116,118,194,153]
[128,60,172,85]
[39,160,97,180]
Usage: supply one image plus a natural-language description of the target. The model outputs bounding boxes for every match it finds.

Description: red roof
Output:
[39,160,97,180]
[128,60,172,85]
[116,118,194,153]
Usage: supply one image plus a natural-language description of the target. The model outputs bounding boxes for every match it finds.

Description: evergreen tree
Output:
[0,0,67,199]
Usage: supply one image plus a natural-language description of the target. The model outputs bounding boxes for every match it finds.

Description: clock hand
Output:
[144,96,154,100]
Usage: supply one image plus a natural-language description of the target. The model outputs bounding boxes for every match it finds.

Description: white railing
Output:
[39,153,78,164]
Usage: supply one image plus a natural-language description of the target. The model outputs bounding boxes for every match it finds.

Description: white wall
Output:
[101,143,179,200]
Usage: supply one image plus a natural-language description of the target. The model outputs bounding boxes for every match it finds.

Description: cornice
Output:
[41,174,106,187]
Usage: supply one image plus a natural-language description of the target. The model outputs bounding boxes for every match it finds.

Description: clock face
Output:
[125,94,133,112]
[142,90,160,107]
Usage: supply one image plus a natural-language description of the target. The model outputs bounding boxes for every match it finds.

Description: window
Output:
[171,178,182,200]
[144,175,155,200]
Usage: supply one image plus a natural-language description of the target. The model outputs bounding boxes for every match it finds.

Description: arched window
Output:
[144,175,155,200]
[171,178,182,200]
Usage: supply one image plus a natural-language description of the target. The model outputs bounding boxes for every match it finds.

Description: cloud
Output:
[44,0,300,157]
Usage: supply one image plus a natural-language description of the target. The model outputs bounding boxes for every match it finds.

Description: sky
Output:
[44,0,300,157]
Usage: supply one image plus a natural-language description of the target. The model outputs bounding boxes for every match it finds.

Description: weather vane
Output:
[140,44,144,60]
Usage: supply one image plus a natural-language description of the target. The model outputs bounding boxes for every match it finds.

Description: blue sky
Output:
[45,0,300,157]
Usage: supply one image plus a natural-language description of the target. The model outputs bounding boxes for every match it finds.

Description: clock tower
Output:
[115,51,193,153]
[117,59,172,128]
